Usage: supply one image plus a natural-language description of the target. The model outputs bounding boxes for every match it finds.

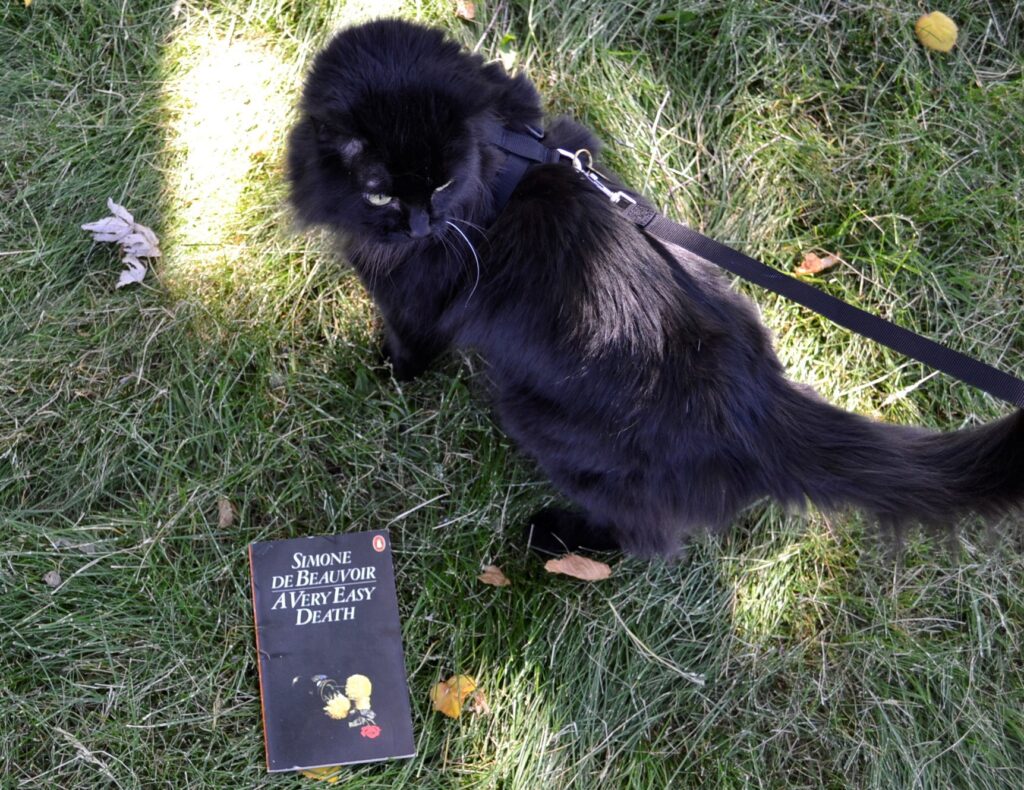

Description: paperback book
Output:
[249,530,416,771]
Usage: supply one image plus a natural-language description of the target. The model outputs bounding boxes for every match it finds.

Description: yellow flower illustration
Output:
[323,693,351,720]
[345,674,372,710]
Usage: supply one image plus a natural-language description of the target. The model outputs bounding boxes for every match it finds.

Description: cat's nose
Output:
[407,208,432,239]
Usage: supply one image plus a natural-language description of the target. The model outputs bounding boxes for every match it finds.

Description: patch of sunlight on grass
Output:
[728,525,843,645]
[159,27,298,300]
[155,5,409,335]
[344,0,406,21]
[730,539,807,641]
[473,677,575,782]
[159,0,409,286]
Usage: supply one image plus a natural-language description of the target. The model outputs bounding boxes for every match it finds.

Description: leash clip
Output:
[556,148,637,207]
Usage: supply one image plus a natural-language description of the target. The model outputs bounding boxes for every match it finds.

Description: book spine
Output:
[248,544,272,771]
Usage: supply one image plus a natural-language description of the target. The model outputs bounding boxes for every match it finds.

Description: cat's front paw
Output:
[380,336,434,381]
[381,332,444,381]
[523,507,620,556]
[381,344,428,381]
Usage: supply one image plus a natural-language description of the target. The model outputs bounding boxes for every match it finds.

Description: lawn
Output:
[2,0,1023,787]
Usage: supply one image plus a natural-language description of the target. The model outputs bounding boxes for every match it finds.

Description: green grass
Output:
[2,0,1023,787]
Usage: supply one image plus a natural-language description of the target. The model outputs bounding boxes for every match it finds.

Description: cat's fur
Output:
[287,19,1024,556]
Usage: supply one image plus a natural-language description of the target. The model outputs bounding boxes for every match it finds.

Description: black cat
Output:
[286,19,1023,556]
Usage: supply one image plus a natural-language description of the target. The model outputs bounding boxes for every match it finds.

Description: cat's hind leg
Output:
[524,504,693,558]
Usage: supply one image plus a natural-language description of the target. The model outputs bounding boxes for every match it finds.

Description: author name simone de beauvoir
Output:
[268,550,379,626]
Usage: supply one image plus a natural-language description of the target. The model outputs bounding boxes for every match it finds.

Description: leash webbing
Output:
[488,126,1024,409]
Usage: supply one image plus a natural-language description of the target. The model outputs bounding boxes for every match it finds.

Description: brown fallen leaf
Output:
[466,688,490,716]
[478,564,511,587]
[430,674,478,718]
[454,0,475,21]
[544,553,612,581]
[794,251,841,276]
[217,497,235,528]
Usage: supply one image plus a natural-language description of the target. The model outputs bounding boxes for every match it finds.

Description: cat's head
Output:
[287,19,541,242]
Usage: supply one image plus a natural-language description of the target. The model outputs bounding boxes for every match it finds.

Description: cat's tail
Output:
[772,385,1024,528]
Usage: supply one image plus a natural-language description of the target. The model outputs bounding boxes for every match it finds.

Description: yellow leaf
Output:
[915,11,958,53]
[478,564,511,587]
[430,674,478,718]
[544,554,613,581]
[794,251,841,276]
[448,674,477,701]
[301,766,342,783]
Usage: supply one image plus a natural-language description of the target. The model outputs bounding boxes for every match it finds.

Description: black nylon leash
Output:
[488,126,1024,409]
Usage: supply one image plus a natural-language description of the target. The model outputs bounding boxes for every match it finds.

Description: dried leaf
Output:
[300,766,343,784]
[544,553,613,581]
[121,228,161,259]
[454,0,475,21]
[466,688,490,716]
[478,564,510,587]
[43,570,61,588]
[217,497,235,528]
[116,256,147,289]
[83,198,162,289]
[106,197,134,225]
[794,251,840,276]
[430,674,478,718]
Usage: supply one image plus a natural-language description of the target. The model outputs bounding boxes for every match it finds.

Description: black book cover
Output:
[249,530,416,771]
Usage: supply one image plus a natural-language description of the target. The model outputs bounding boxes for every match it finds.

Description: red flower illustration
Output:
[360,725,381,739]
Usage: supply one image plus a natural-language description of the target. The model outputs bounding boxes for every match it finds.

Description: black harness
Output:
[487,125,1024,409]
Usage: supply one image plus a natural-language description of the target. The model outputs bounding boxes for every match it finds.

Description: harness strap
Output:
[487,124,560,212]
[487,126,1024,409]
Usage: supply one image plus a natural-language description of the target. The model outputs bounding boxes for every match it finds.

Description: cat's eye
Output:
[363,193,392,206]
[433,179,454,193]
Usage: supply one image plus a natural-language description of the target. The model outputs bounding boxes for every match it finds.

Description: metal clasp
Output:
[556,148,637,207]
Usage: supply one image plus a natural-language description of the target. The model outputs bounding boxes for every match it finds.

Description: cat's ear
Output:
[478,64,543,127]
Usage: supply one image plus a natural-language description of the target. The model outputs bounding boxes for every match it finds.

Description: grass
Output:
[2,0,1023,787]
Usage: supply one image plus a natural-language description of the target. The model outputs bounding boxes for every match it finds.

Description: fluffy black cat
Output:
[287,19,1023,556]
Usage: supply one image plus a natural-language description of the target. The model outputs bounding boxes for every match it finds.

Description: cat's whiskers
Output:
[445,220,482,304]
[437,224,472,290]
[447,216,488,235]
[435,227,463,277]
